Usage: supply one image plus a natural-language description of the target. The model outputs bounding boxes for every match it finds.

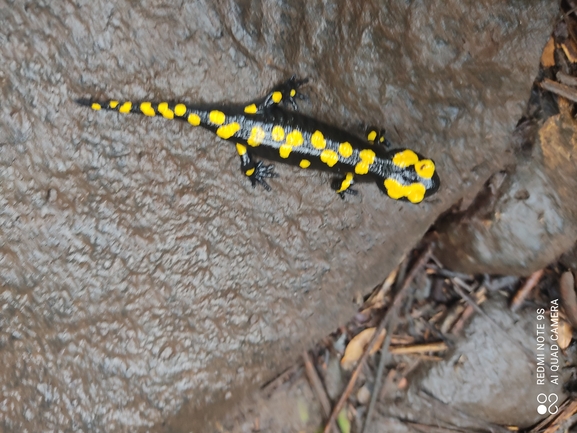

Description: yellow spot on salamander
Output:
[247,126,265,147]
[209,110,226,125]
[188,113,201,126]
[91,103,101,111]
[359,149,376,164]
[355,162,369,175]
[336,173,354,193]
[244,104,258,114]
[216,122,241,139]
[161,108,174,119]
[392,149,419,168]
[140,102,156,117]
[338,142,353,158]
[119,102,132,113]
[367,130,377,142]
[272,91,282,103]
[406,184,427,204]
[310,130,326,149]
[415,159,435,179]
[384,178,426,203]
[320,149,339,167]
[286,130,304,147]
[279,144,292,158]
[157,102,168,112]
[109,100,119,109]
[236,143,247,156]
[384,178,405,200]
[355,148,376,174]
[299,159,311,168]
[245,167,255,176]
[290,89,296,97]
[156,102,174,119]
[271,126,285,141]
[174,104,187,117]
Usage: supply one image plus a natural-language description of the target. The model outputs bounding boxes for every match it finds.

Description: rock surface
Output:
[413,298,565,428]
[0,1,554,431]
[435,96,577,275]
[222,298,565,432]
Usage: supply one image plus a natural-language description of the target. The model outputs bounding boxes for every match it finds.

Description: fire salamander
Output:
[78,77,440,203]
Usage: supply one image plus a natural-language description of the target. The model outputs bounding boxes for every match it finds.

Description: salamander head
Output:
[378,149,440,204]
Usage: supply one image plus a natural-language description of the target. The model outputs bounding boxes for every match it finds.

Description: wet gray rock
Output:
[378,298,567,430]
[0,1,554,432]
[435,108,577,276]
[217,298,563,432]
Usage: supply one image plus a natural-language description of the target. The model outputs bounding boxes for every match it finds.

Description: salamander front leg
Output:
[263,76,309,110]
[242,76,309,114]
[235,143,278,191]
[365,126,391,148]
[331,172,357,199]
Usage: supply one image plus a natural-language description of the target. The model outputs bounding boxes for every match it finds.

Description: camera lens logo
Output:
[537,393,559,415]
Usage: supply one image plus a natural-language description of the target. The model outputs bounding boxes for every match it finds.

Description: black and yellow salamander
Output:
[78,77,440,203]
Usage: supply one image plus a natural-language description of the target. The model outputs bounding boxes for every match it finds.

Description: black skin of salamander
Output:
[201,103,402,180]
[78,77,440,200]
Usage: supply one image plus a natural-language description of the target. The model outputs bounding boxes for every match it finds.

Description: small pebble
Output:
[47,188,57,202]
[356,385,371,405]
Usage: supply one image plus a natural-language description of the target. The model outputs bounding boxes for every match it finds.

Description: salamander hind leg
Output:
[235,143,278,191]
[331,172,357,199]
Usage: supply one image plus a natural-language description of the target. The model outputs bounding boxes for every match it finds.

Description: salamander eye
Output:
[415,159,435,179]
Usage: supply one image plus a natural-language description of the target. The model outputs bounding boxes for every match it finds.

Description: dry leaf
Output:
[562,38,577,63]
[541,36,556,67]
[558,320,573,350]
[340,327,386,370]
[397,377,408,390]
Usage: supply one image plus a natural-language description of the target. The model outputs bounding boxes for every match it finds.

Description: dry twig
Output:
[389,341,448,355]
[450,286,486,335]
[404,421,468,433]
[450,304,476,335]
[323,246,433,433]
[362,312,397,433]
[510,269,544,312]
[302,350,332,419]
[452,278,536,366]
[556,71,577,87]
[541,78,577,103]
[260,364,301,397]
[425,264,474,281]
